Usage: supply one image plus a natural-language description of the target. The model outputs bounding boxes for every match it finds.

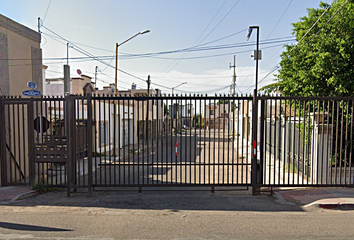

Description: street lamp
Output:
[113,30,150,157]
[114,30,150,94]
[172,82,187,95]
[247,26,261,195]
[246,26,260,93]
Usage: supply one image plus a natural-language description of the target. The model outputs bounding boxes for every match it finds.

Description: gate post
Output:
[65,95,76,197]
[87,94,93,196]
[252,89,259,195]
[27,98,35,186]
[0,98,7,186]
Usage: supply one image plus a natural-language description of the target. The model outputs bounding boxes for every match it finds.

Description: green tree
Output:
[271,0,354,97]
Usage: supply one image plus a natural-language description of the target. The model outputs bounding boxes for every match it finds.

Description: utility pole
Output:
[37,17,41,33]
[229,55,236,96]
[229,55,236,135]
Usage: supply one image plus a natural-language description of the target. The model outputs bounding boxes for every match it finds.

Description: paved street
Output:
[0,188,354,239]
[84,129,251,187]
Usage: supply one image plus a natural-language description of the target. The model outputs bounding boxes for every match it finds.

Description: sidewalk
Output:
[274,187,354,210]
[0,186,37,204]
[1,184,353,210]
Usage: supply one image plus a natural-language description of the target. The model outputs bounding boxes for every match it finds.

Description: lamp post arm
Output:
[118,33,141,47]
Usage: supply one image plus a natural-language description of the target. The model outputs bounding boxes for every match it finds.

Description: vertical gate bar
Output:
[87,95,93,195]
[166,97,169,184]
[123,96,127,185]
[7,103,12,184]
[13,103,17,183]
[98,97,102,186]
[137,98,141,185]
[264,98,268,185]
[259,98,265,186]
[274,97,278,185]
[278,98,282,185]
[302,100,307,184]
[339,100,344,184]
[179,96,182,184]
[301,100,306,185]
[156,96,159,185]
[296,100,301,185]
[107,98,111,185]
[119,96,122,185]
[37,100,42,184]
[227,95,230,184]
[236,97,240,184]
[0,99,7,186]
[93,97,97,186]
[28,99,35,186]
[330,100,334,184]
[245,97,250,185]
[173,97,176,184]
[321,100,326,184]
[306,100,311,185]
[251,90,257,194]
[349,99,354,184]
[17,103,21,183]
[204,97,207,184]
[186,97,188,184]
[22,103,27,184]
[48,99,53,185]
[269,97,273,185]
[325,100,330,184]
[132,96,135,185]
[128,97,132,185]
[65,96,70,196]
[56,98,61,185]
[193,96,197,184]
[76,99,80,186]
[334,101,339,184]
[152,96,155,185]
[344,100,349,184]
[199,97,202,184]
[292,100,296,185]
[171,97,174,184]
[310,99,315,184]
[223,97,226,184]
[142,96,146,185]
[188,96,191,184]
[287,99,292,184]
[283,99,287,185]
[102,97,106,185]
[214,97,217,185]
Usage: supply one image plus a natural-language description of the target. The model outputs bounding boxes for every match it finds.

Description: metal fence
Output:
[258,96,354,187]
[0,95,253,193]
[1,95,353,194]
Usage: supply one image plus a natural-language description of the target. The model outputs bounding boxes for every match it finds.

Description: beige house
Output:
[0,14,43,96]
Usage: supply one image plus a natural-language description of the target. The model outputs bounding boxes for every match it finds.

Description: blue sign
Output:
[27,81,37,89]
[22,90,42,97]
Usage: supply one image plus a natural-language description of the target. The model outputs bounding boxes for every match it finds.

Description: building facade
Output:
[0,14,42,96]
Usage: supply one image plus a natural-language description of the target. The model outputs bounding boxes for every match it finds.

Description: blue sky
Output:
[1,0,324,94]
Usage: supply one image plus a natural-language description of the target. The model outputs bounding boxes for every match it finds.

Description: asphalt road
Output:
[0,189,354,239]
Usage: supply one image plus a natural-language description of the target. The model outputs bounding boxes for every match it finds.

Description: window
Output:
[210,110,215,115]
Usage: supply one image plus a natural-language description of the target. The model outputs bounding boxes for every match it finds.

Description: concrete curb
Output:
[0,190,37,205]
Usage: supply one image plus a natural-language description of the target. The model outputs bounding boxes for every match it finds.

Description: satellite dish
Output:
[77,69,82,75]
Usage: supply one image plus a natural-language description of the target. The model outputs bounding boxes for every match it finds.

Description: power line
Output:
[266,0,293,40]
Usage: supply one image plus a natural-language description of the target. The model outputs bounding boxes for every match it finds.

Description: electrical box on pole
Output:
[252,50,262,60]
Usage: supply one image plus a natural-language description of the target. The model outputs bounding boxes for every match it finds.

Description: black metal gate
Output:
[0,95,254,194]
[2,94,352,194]
[256,96,354,188]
